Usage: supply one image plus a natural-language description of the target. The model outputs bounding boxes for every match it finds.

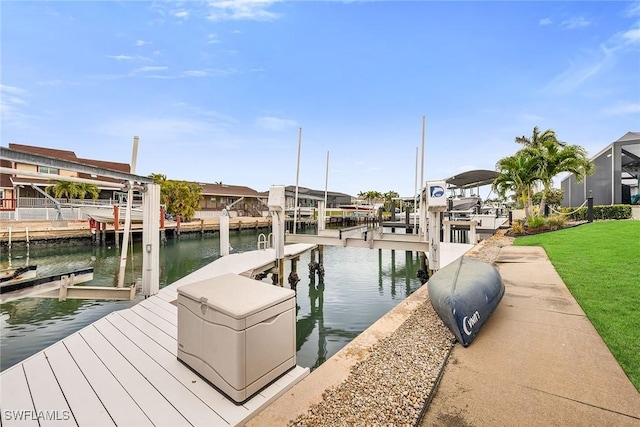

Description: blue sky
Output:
[2,1,639,198]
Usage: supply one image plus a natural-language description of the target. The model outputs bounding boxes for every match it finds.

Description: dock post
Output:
[7,227,11,250]
[160,208,167,245]
[114,205,120,249]
[405,209,411,234]
[317,245,325,283]
[288,257,300,291]
[220,214,230,256]
[90,219,97,245]
[25,227,29,250]
[417,252,429,284]
[309,248,317,284]
[101,222,107,246]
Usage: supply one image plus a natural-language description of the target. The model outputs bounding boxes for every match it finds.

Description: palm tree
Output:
[493,151,539,217]
[531,139,593,214]
[358,190,383,207]
[46,181,81,200]
[515,126,565,150]
[77,183,100,200]
[383,190,400,211]
[46,181,100,201]
[497,127,595,217]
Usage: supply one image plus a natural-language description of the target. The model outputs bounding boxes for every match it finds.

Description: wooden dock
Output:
[0,243,316,427]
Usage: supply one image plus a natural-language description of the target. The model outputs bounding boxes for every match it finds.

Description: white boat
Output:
[81,206,144,223]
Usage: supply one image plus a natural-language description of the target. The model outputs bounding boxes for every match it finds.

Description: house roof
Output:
[9,143,131,174]
[6,143,131,187]
[198,182,263,198]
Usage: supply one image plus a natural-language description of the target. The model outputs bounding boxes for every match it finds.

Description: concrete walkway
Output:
[421,246,640,426]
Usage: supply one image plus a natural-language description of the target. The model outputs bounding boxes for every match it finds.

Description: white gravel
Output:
[289,231,513,427]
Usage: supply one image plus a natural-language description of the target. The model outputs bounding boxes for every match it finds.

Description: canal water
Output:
[0,229,423,372]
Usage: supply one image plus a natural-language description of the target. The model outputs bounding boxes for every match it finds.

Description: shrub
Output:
[526,215,546,229]
[511,220,524,234]
[546,215,566,229]
[566,204,632,221]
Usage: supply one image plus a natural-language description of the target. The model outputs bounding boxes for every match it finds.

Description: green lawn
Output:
[514,220,640,391]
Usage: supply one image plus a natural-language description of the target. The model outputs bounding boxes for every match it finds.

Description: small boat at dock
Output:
[428,256,504,347]
[0,265,37,284]
[0,267,94,299]
[81,206,144,223]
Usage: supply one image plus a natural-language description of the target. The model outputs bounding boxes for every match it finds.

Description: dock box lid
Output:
[177,273,294,319]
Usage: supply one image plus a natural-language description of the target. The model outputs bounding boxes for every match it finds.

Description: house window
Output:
[39,166,59,175]
[210,197,216,202]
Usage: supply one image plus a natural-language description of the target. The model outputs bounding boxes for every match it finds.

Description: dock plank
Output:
[136,298,177,325]
[143,294,178,315]
[22,352,75,427]
[93,318,228,427]
[106,313,251,425]
[116,309,176,354]
[155,290,177,303]
[0,365,38,427]
[44,342,115,427]
[79,325,190,426]
[63,333,154,427]
[131,303,178,333]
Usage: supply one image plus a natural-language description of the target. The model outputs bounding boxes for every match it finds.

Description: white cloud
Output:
[37,80,62,86]
[602,102,640,115]
[135,66,168,72]
[135,39,150,47]
[256,116,297,131]
[208,34,220,44]
[539,17,553,26]
[207,0,281,22]
[624,1,640,18]
[96,116,238,151]
[107,54,134,60]
[173,10,189,19]
[183,70,208,77]
[560,16,591,29]
[543,10,640,94]
[0,84,33,127]
[544,51,612,93]
[622,27,640,44]
[1,84,28,96]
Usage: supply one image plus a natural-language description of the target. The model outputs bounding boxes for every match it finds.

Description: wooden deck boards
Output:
[1,244,314,426]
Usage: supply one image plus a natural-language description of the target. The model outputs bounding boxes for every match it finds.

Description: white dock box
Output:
[177,273,296,403]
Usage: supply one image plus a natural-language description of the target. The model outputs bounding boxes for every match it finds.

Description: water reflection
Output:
[293,246,422,370]
[1,231,424,372]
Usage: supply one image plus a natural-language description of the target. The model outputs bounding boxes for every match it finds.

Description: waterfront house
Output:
[1,143,133,219]
[561,131,640,207]
[195,182,267,218]
[257,186,352,217]
[1,143,272,220]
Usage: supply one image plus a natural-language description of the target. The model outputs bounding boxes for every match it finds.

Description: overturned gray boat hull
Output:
[428,256,504,347]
